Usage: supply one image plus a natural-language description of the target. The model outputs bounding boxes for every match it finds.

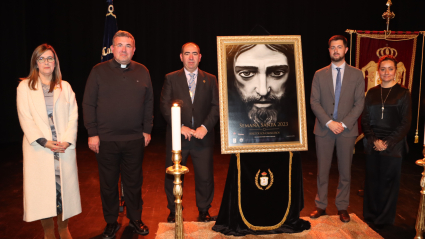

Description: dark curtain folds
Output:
[2,0,425,146]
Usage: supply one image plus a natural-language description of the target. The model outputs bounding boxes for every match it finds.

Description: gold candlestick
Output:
[166,150,189,239]
[415,158,425,239]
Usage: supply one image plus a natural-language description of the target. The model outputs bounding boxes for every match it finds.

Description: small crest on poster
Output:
[255,169,274,190]
[260,172,268,186]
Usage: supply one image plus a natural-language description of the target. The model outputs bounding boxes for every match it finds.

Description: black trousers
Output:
[363,154,402,225]
[96,138,145,223]
[164,142,214,213]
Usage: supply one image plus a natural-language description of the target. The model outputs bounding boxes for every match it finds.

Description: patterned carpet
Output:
[155,214,382,238]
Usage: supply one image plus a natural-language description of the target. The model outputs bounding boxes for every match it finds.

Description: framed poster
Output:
[217,36,308,153]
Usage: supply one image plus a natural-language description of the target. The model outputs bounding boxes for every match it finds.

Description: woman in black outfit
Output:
[362,55,411,227]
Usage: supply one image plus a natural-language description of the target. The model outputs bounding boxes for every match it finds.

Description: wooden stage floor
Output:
[0,130,422,239]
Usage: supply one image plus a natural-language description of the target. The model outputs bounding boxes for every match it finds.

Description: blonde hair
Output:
[21,44,62,92]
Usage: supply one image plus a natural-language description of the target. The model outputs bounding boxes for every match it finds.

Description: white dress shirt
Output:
[184,68,198,85]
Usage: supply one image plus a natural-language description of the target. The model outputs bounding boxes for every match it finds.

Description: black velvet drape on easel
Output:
[212,152,310,236]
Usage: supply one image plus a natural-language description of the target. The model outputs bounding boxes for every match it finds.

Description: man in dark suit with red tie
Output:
[160,42,219,223]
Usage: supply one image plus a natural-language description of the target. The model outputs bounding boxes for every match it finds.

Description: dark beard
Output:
[247,106,279,124]
[243,94,281,124]
[237,88,282,124]
[331,54,345,62]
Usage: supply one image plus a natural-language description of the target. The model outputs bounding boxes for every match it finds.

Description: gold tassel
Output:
[415,130,419,144]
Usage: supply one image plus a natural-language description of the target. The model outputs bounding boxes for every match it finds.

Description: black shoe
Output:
[167,212,175,223]
[310,208,326,218]
[129,220,149,236]
[198,211,212,222]
[102,222,120,239]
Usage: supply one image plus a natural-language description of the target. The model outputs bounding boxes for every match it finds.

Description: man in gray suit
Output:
[310,35,365,223]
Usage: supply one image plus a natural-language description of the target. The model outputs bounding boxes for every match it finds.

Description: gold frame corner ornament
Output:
[217,36,308,154]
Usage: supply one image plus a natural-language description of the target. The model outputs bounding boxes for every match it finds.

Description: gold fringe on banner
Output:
[357,32,418,41]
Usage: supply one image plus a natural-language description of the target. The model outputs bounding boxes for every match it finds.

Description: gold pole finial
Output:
[382,0,395,32]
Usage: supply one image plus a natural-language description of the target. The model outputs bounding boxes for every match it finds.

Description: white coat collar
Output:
[29,79,62,126]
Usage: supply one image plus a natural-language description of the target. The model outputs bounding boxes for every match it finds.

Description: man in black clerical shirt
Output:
[83,30,153,238]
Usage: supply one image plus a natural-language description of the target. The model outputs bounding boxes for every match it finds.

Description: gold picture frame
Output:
[217,36,308,154]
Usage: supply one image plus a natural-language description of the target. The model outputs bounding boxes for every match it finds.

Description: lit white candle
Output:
[171,104,181,151]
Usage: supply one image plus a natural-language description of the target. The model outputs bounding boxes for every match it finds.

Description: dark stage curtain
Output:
[3,1,425,144]
[212,152,310,236]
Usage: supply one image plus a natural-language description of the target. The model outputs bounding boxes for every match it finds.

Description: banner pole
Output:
[345,29,356,66]
[415,32,425,143]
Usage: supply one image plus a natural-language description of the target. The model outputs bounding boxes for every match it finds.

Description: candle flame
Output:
[173,103,179,107]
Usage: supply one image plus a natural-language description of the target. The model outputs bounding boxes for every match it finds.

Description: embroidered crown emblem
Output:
[376,46,397,58]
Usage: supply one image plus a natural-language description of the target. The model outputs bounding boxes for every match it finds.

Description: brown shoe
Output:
[310,208,326,218]
[338,210,350,222]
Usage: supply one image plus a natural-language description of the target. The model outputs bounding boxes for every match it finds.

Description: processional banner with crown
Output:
[355,31,418,93]
[346,0,425,143]
[347,30,423,143]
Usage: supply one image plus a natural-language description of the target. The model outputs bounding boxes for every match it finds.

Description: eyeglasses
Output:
[37,57,55,63]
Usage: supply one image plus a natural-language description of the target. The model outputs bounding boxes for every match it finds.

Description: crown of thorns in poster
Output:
[217,36,308,154]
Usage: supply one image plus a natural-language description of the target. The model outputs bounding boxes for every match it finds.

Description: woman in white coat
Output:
[17,44,81,239]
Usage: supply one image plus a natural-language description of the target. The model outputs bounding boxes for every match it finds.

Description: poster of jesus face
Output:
[217,36,308,154]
